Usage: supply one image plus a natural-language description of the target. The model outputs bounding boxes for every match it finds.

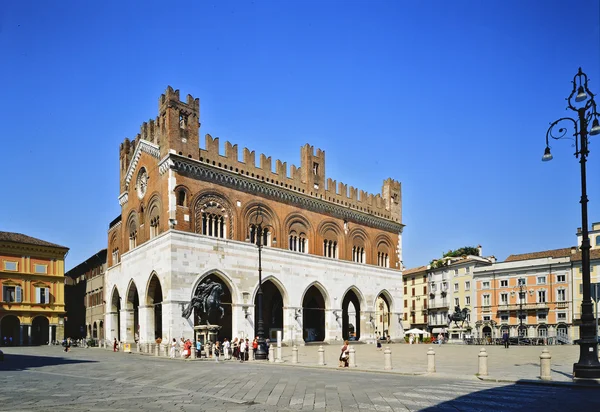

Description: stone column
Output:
[384,347,392,370]
[540,349,551,380]
[478,348,488,376]
[119,309,134,343]
[138,305,153,344]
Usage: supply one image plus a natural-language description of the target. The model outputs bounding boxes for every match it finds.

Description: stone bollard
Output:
[191,345,196,359]
[478,348,488,376]
[155,343,160,357]
[427,347,436,373]
[384,347,392,370]
[318,345,325,366]
[292,345,299,363]
[164,344,169,357]
[276,345,282,362]
[349,346,356,368]
[269,344,275,363]
[540,349,552,380]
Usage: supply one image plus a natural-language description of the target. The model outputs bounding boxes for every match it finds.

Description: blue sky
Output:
[1,0,599,270]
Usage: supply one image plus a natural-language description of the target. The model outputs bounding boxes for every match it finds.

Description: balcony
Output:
[429,299,449,309]
[503,302,549,311]
[556,301,568,309]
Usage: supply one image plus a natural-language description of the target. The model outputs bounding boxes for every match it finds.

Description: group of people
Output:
[160,336,264,362]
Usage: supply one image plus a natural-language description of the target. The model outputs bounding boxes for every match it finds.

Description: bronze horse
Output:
[448,305,469,328]
[182,280,225,325]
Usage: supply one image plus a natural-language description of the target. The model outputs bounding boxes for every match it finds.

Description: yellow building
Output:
[402,266,428,331]
[0,232,69,346]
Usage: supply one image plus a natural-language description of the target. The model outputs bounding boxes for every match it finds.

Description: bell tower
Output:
[158,86,200,159]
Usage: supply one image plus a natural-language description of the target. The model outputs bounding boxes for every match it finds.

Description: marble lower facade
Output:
[104,230,404,346]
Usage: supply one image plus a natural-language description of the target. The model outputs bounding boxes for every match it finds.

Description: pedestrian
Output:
[180,337,186,358]
[252,337,258,360]
[113,338,118,352]
[223,338,230,360]
[196,339,202,358]
[437,334,443,345]
[214,341,221,362]
[239,338,247,362]
[170,338,177,359]
[232,337,239,360]
[409,334,414,345]
[339,340,349,367]
[245,339,250,361]
[184,339,192,359]
[2,336,6,346]
[503,331,509,349]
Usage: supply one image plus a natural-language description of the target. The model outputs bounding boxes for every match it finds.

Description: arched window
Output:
[195,195,234,239]
[377,252,389,267]
[352,245,365,263]
[112,248,120,264]
[127,214,138,250]
[596,235,600,246]
[287,219,309,253]
[249,224,270,246]
[148,201,161,239]
[376,238,392,268]
[177,189,187,207]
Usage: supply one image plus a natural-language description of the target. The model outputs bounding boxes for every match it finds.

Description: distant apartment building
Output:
[0,232,69,345]
[427,248,494,336]
[65,249,107,341]
[402,266,428,331]
[473,249,572,341]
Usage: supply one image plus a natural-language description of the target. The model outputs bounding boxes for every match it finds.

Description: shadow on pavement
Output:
[0,353,97,371]
[419,380,600,411]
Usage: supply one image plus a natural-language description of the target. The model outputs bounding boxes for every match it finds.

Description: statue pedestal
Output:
[447,327,469,344]
[194,325,222,345]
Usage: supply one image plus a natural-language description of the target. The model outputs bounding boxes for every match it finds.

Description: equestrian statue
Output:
[448,304,469,328]
[182,279,225,325]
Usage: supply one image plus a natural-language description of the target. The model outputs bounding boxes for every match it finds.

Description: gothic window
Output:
[289,230,307,253]
[127,214,138,250]
[195,195,233,239]
[179,113,187,129]
[203,211,226,239]
[249,224,270,246]
[377,252,389,267]
[112,248,120,264]
[352,245,365,263]
[323,239,338,258]
[150,215,160,239]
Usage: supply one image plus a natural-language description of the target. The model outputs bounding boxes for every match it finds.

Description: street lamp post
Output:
[249,206,273,360]
[543,67,600,379]
[514,280,526,340]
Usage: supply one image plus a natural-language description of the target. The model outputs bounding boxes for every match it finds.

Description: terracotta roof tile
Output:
[0,231,68,249]
[504,247,573,262]
[571,248,600,262]
[403,265,428,275]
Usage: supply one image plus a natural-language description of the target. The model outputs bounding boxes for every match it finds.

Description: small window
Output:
[596,235,600,246]
[454,297,459,306]
[557,289,566,301]
[36,287,50,304]
[518,278,526,286]
[312,162,319,175]
[465,281,470,290]
[538,312,547,321]
[2,285,21,303]
[537,276,546,285]
[537,290,546,303]
[500,313,509,322]
[483,315,491,321]
[500,293,508,304]
[557,312,567,320]
[465,296,471,306]
[454,283,459,292]
[557,274,566,283]
[4,261,17,271]
[500,280,508,287]
[482,281,490,289]
[177,189,186,206]
[483,294,491,306]
[454,269,458,276]
[34,264,47,274]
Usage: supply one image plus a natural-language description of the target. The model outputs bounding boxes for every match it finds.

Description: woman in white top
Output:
[239,339,247,363]
[170,338,177,359]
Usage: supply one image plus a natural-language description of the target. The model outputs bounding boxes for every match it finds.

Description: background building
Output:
[104,87,405,346]
[0,232,69,345]
[402,266,428,331]
[65,249,107,342]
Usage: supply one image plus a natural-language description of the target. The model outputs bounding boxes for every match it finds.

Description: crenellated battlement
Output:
[197,134,402,222]
[118,86,402,224]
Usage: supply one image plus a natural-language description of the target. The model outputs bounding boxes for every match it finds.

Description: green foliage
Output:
[429,246,480,268]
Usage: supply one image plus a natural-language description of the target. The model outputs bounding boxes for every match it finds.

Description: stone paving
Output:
[1,345,599,412]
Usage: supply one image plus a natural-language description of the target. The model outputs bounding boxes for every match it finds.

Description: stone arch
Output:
[0,315,20,346]
[93,321,98,339]
[174,184,190,207]
[348,227,370,264]
[191,269,239,303]
[147,194,162,239]
[126,210,139,249]
[251,275,290,308]
[125,280,140,342]
[110,286,121,341]
[341,286,364,341]
[374,289,393,339]
[252,278,286,341]
[31,316,50,345]
[145,272,163,340]
[192,191,235,239]
[301,281,329,342]
[190,270,234,342]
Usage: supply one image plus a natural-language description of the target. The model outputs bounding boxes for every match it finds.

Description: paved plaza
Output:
[1,344,599,412]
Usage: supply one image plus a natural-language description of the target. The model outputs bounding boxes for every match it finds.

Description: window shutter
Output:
[16,286,22,303]
[36,287,41,303]
[45,287,50,304]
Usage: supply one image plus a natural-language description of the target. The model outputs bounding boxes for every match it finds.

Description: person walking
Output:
[214,341,221,362]
[409,334,414,345]
[170,338,177,359]
[223,338,230,360]
[232,338,239,360]
[503,331,509,349]
[339,340,349,367]
[252,337,258,360]
[245,339,250,361]
[113,338,118,352]
[239,339,247,363]
[196,340,202,358]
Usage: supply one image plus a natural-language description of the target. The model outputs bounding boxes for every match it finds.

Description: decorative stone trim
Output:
[124,140,161,186]
[158,157,174,175]
[165,155,405,233]
[118,192,129,206]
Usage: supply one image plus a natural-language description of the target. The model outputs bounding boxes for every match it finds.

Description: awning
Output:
[432,328,447,334]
